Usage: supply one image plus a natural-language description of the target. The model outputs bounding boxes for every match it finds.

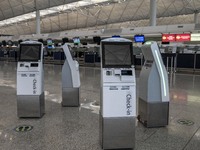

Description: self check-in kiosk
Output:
[138,41,169,127]
[100,38,136,149]
[62,44,80,107]
[17,41,45,118]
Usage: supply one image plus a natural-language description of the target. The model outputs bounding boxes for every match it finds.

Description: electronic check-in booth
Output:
[138,41,169,127]
[62,43,80,107]
[17,41,45,118]
[100,38,136,149]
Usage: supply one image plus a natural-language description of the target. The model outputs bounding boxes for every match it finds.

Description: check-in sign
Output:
[175,34,191,42]
[162,34,176,42]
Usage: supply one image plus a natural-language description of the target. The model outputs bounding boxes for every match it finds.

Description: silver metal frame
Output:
[17,92,45,118]
[138,98,169,128]
[100,114,135,149]
[62,87,79,107]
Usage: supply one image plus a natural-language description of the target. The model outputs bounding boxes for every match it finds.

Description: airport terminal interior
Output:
[1,0,200,150]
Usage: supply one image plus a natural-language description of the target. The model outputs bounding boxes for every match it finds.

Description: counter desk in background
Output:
[134,52,200,72]
[0,46,199,72]
[0,47,19,61]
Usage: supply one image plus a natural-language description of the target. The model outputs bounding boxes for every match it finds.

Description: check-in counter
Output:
[52,48,65,61]
[161,53,177,73]
[135,52,200,72]
[176,53,195,69]
[95,52,100,63]
[196,54,200,69]
[135,54,143,67]
[53,51,62,60]
[8,50,18,61]
[84,52,101,67]
[0,51,4,58]
[84,52,95,63]
[76,51,85,66]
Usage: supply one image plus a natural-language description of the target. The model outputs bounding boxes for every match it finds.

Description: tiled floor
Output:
[0,61,200,150]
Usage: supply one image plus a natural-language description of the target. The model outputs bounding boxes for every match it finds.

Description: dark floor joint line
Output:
[182,126,200,150]
[143,129,159,142]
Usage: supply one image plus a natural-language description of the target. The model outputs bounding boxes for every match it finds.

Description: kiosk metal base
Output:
[138,98,169,128]
[17,92,45,118]
[100,115,135,150]
[62,88,79,107]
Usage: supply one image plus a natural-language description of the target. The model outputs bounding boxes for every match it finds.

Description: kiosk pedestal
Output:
[138,41,169,127]
[17,41,45,118]
[100,38,136,149]
[62,44,80,107]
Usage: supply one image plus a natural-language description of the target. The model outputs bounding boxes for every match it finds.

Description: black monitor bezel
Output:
[101,41,134,68]
[19,44,42,62]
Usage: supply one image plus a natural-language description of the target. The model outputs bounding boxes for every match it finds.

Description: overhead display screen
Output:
[73,37,80,44]
[162,34,191,42]
[175,34,191,42]
[19,44,41,61]
[162,34,176,42]
[47,39,53,48]
[134,35,145,43]
[102,42,133,68]
[47,39,52,45]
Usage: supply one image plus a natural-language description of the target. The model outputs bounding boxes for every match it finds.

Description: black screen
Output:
[18,40,23,44]
[102,42,133,68]
[93,36,101,43]
[62,37,69,44]
[19,44,41,61]
[162,41,170,45]
[7,40,13,46]
[38,39,44,44]
[2,40,7,46]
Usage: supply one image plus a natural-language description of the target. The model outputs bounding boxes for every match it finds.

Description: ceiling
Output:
[0,0,80,20]
[0,0,200,35]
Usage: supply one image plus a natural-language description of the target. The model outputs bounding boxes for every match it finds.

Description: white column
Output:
[149,0,157,26]
[194,12,199,24]
[36,10,41,35]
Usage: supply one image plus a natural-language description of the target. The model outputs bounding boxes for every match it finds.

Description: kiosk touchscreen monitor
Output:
[19,44,41,61]
[102,42,133,68]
